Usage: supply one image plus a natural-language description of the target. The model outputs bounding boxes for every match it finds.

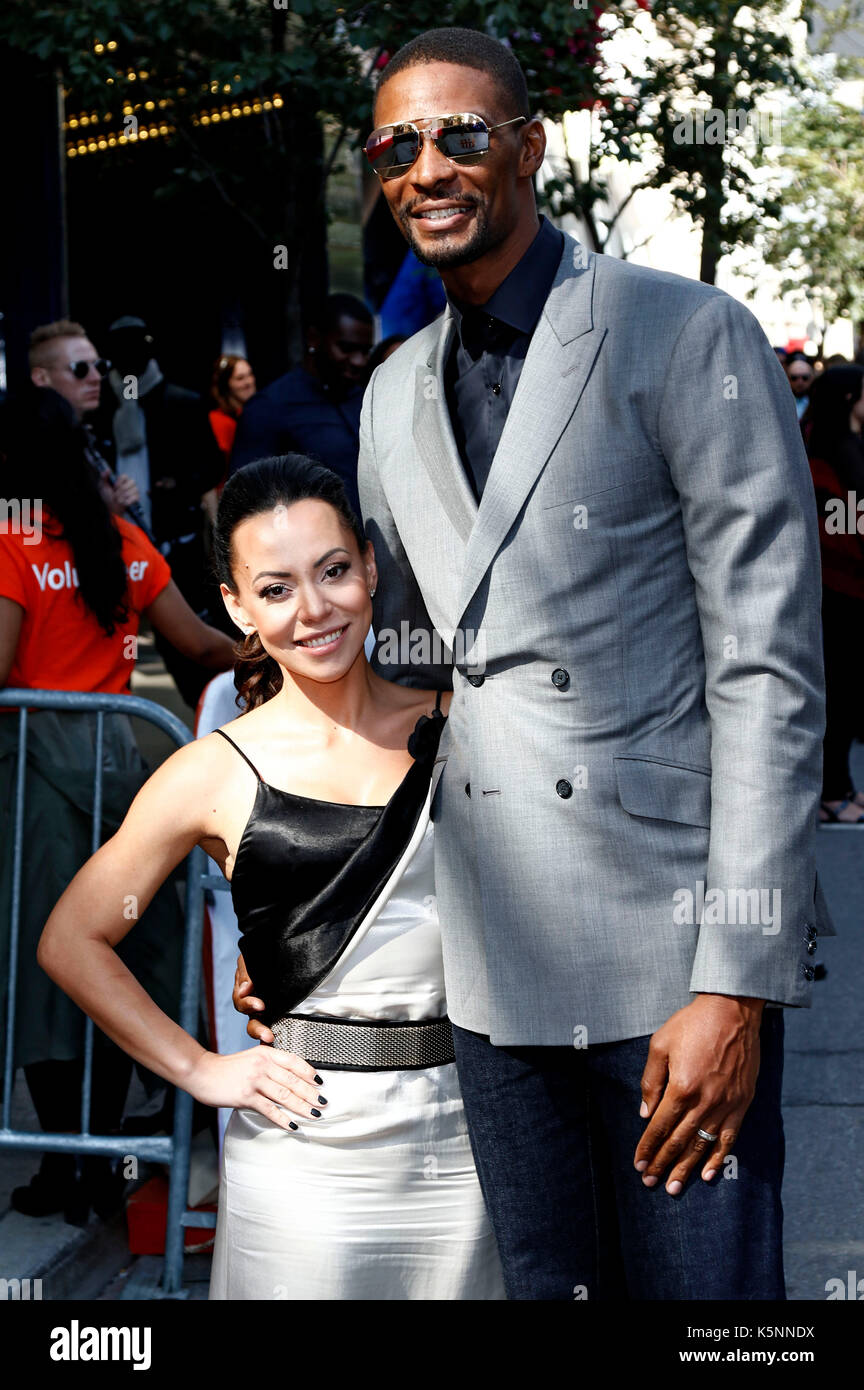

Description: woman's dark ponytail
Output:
[213,454,367,712]
[233,630,283,711]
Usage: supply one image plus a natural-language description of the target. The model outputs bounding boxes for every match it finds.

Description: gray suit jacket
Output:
[358,230,833,1047]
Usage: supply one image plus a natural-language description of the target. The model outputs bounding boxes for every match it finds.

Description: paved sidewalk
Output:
[782,743,864,1300]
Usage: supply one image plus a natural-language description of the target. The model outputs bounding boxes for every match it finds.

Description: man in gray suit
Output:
[353,27,832,1301]
[236,27,830,1297]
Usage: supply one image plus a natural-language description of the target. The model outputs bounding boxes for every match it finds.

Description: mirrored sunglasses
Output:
[364,112,526,181]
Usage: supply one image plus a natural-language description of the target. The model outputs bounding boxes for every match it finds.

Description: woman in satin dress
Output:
[39,454,505,1300]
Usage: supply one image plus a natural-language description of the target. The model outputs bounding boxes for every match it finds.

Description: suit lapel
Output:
[412,309,478,546]
[456,240,604,624]
[410,234,604,627]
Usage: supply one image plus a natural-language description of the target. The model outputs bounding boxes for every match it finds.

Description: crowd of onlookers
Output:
[770,346,864,825]
[0,300,861,1223]
[3,301,408,707]
[0,299,410,1222]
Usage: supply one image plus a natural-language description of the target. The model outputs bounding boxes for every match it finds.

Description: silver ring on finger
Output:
[696,1127,719,1144]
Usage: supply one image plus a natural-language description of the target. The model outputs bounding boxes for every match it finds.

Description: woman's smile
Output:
[294,624,348,653]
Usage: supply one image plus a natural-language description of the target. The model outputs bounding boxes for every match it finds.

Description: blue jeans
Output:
[451,1010,786,1300]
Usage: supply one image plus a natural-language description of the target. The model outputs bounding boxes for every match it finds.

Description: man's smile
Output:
[410,200,476,230]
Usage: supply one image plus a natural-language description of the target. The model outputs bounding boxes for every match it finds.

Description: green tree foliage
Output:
[559,0,803,281]
[761,98,864,337]
[0,1,815,303]
[0,2,614,264]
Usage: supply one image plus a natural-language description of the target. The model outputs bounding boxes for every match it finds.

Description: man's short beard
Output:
[398,200,508,269]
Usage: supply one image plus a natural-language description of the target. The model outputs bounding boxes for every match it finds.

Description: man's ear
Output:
[519,116,546,179]
[31,367,49,388]
[220,582,251,637]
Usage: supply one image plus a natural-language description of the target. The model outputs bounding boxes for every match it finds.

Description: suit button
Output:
[465,782,471,797]
[805,923,817,941]
[556,779,573,799]
[466,673,485,687]
[491,382,502,396]
[802,964,815,981]
[551,668,570,690]
[806,940,817,955]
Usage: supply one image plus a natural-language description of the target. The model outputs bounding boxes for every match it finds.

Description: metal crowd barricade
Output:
[0,688,215,1298]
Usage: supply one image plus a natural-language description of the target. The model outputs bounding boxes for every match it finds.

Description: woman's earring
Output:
[369,587,376,599]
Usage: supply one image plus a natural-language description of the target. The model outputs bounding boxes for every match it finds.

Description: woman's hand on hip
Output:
[187,1048,326,1129]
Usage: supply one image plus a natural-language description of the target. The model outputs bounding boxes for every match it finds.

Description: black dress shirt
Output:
[443,215,565,500]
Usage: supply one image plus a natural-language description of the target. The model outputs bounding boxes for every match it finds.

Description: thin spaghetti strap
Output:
[215,728,264,782]
[434,688,444,714]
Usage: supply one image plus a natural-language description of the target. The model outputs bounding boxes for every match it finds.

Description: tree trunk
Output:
[267,9,329,373]
[699,220,721,284]
[698,47,731,286]
[698,130,726,284]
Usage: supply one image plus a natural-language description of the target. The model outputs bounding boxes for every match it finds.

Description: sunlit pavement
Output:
[783,741,864,1300]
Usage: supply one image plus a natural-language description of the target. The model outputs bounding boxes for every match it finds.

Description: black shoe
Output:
[11,1170,85,1223]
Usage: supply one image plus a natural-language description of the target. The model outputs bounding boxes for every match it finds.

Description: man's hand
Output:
[232,953,273,1045]
[634,993,764,1195]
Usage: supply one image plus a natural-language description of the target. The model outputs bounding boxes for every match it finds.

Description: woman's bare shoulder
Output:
[146,731,232,790]
[140,723,260,807]
[110,732,244,849]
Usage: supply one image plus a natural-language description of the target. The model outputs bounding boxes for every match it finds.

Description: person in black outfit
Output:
[803,364,864,824]
[90,317,229,706]
[230,295,374,517]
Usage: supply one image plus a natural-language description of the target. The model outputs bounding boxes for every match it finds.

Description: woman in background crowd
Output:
[208,355,257,486]
[803,365,864,825]
[0,387,235,1222]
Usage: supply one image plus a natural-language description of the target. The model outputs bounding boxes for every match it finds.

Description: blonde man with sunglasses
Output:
[29,320,139,519]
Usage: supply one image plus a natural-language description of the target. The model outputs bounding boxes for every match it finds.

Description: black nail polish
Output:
[317,1094,328,1105]
[311,1107,322,1118]
[313,1074,323,1085]
[289,1121,299,1131]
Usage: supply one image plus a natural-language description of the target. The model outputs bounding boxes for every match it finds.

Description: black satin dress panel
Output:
[224,706,446,1023]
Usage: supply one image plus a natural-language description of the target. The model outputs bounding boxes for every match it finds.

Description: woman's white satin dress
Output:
[208,818,506,1300]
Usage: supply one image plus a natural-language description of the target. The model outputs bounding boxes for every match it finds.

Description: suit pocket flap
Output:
[614,756,711,828]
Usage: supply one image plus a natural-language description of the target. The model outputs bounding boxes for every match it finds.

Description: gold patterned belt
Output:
[270,1013,455,1071]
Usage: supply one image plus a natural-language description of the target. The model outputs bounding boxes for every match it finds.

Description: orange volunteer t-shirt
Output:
[0,511,172,694]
